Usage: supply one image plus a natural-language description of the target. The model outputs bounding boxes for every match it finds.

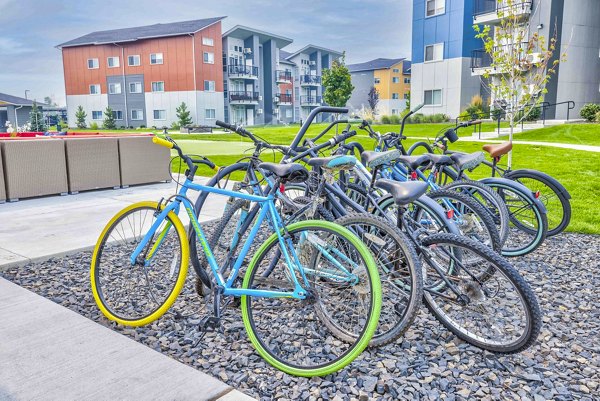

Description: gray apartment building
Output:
[0,93,49,129]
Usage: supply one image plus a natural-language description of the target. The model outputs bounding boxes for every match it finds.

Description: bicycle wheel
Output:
[420,233,542,353]
[91,202,189,326]
[505,169,571,236]
[241,220,382,377]
[407,141,434,156]
[427,188,502,252]
[443,179,510,247]
[333,214,423,347]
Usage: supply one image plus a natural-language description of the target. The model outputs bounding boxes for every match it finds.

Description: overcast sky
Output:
[0,0,412,106]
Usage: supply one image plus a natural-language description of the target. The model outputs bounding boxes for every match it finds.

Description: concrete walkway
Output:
[0,278,254,401]
[0,180,227,269]
[460,137,600,152]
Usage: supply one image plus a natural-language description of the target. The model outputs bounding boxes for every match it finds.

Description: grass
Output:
[512,123,600,146]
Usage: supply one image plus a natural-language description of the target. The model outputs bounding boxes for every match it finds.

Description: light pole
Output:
[24,90,30,100]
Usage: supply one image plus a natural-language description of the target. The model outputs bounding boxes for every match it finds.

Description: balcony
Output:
[229,91,260,104]
[473,0,532,25]
[228,65,259,79]
[275,70,292,84]
[300,75,321,86]
[300,95,322,106]
[274,94,292,105]
[470,42,532,75]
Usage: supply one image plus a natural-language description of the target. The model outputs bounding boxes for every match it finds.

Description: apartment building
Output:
[411,0,600,119]
[58,17,226,128]
[347,58,412,117]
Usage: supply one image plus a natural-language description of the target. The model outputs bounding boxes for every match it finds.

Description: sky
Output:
[0,0,412,106]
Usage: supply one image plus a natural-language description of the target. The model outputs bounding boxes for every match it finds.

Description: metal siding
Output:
[125,74,147,127]
[106,75,127,126]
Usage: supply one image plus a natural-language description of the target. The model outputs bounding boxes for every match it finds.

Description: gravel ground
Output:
[2,231,599,401]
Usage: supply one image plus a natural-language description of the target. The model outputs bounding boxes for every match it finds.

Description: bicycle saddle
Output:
[395,155,431,171]
[449,151,485,171]
[258,162,309,183]
[425,153,454,166]
[307,155,356,170]
[375,179,428,206]
[361,149,402,168]
[483,141,512,158]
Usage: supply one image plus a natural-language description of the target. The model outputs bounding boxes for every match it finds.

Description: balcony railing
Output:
[470,42,530,71]
[473,0,532,19]
[228,65,259,78]
[275,94,293,104]
[276,70,292,83]
[470,49,493,69]
[300,75,321,85]
[229,91,259,102]
[300,95,322,105]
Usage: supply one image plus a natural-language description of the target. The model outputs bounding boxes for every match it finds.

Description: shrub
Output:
[90,122,99,130]
[390,114,400,124]
[381,115,391,124]
[491,108,505,121]
[409,113,423,124]
[139,125,146,129]
[430,113,449,123]
[580,103,600,122]
[171,121,181,130]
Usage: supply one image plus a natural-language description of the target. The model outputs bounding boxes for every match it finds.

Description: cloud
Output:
[0,38,32,54]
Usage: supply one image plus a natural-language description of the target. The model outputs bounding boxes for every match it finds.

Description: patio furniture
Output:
[64,137,120,193]
[117,136,171,187]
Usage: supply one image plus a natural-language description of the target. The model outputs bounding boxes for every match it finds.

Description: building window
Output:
[204,80,215,92]
[374,78,381,84]
[426,0,445,17]
[203,52,214,64]
[425,43,444,62]
[91,111,103,120]
[404,77,411,84]
[205,109,216,119]
[89,84,101,95]
[392,93,399,99]
[404,92,410,99]
[108,83,121,94]
[391,109,399,115]
[153,110,166,120]
[151,81,165,92]
[107,57,120,68]
[128,55,141,66]
[150,53,164,65]
[129,82,142,93]
[131,109,144,120]
[393,68,400,73]
[112,110,123,120]
[202,37,214,46]
[392,77,400,83]
[87,58,99,69]
[424,89,442,106]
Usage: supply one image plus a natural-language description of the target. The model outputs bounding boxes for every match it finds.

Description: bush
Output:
[406,113,449,124]
[409,113,423,124]
[580,103,600,122]
[89,122,99,130]
[171,121,181,130]
[381,115,391,124]
[390,114,400,124]
[491,108,505,121]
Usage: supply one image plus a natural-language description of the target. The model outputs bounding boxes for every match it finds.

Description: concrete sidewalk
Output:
[0,180,227,269]
[0,278,254,401]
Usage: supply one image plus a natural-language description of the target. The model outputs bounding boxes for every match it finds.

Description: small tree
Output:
[367,86,380,116]
[29,101,46,131]
[176,102,193,127]
[474,0,568,166]
[322,55,354,108]
[75,106,87,128]
[103,106,116,130]
[44,96,57,106]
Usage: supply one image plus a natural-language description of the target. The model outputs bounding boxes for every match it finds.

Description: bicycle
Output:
[90,136,382,377]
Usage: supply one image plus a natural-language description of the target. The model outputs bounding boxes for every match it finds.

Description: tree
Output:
[404,90,411,111]
[103,106,116,129]
[474,0,567,166]
[367,86,379,116]
[176,102,193,127]
[75,105,87,129]
[29,101,46,131]
[43,96,57,107]
[322,55,354,108]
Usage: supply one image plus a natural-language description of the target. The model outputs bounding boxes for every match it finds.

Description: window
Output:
[153,110,166,120]
[393,68,400,73]
[112,110,123,120]
[107,57,119,68]
[108,83,121,94]
[150,53,163,65]
[286,109,292,118]
[404,77,411,84]
[202,37,214,46]
[425,43,444,62]
[204,80,215,91]
[205,109,216,119]
[426,0,445,17]
[128,55,140,66]
[129,82,142,93]
[89,84,100,95]
[151,81,164,92]
[131,109,144,120]
[203,52,214,64]
[87,58,99,69]
[404,92,410,99]
[391,109,399,115]
[392,93,399,99]
[424,89,442,106]
[374,78,381,84]
[392,77,400,83]
[91,111,103,120]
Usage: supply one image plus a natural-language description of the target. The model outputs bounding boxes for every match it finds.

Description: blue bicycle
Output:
[90,136,382,377]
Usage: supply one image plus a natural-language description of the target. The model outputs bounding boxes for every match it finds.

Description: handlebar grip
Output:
[215,120,236,131]
[468,120,482,126]
[322,106,349,114]
[332,130,357,146]
[153,136,174,149]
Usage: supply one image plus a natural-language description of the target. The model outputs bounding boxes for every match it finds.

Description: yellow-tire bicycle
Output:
[90,201,189,326]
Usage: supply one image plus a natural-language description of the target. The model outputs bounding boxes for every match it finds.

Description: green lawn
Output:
[512,123,600,146]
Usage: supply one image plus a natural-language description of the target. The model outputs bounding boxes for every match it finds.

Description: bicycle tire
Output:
[240,220,382,377]
[91,202,189,326]
[407,141,434,156]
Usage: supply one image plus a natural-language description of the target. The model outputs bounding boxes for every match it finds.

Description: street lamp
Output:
[24,90,30,99]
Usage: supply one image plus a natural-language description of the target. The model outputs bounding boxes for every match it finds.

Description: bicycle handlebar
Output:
[289,106,349,151]
[153,136,217,175]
